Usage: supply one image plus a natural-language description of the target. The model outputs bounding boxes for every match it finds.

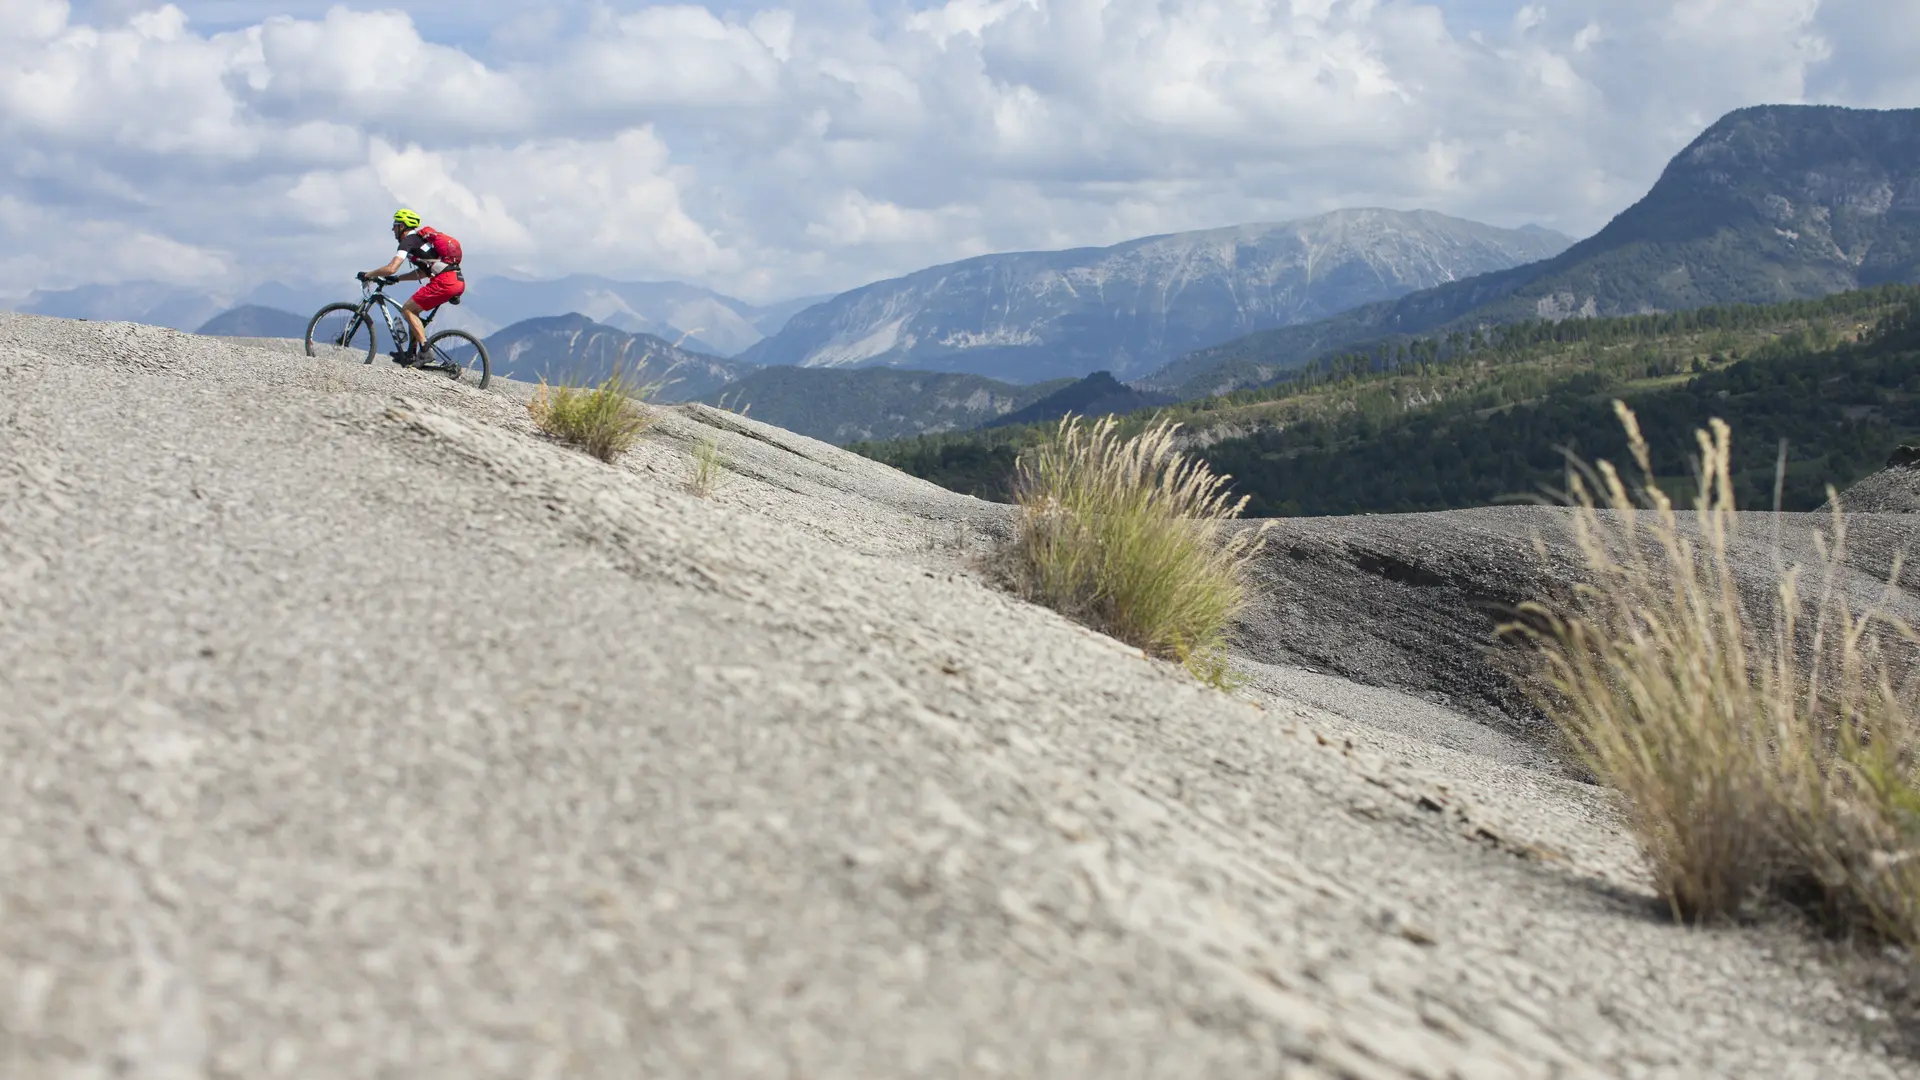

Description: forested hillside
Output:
[852,284,1920,514]
[696,366,1071,444]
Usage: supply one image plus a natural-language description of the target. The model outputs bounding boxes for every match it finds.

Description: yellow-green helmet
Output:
[392,208,422,229]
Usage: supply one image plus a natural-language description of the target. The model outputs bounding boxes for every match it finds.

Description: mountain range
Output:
[197,305,312,339]
[694,367,1073,444]
[184,304,756,404]
[9,275,814,358]
[1148,104,1920,398]
[15,282,241,336]
[485,313,755,403]
[18,104,1920,449]
[451,275,815,354]
[983,372,1175,430]
[739,210,1573,383]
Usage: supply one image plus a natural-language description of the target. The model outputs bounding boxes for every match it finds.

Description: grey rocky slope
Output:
[2,312,1916,1078]
[741,210,1572,383]
[1828,447,1920,513]
[1233,504,1920,778]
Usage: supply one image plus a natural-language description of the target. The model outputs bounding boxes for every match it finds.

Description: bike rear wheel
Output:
[305,303,377,364]
[422,329,491,389]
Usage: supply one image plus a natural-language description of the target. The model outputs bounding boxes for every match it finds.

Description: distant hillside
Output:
[698,367,1070,445]
[745,294,834,337]
[853,284,1920,511]
[197,305,308,339]
[7,276,809,355]
[10,282,230,333]
[984,372,1175,429]
[740,210,1571,383]
[464,275,795,355]
[486,314,756,404]
[1150,104,1920,399]
[1201,289,1920,517]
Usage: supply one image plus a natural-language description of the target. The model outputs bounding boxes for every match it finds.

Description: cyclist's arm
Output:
[391,268,429,282]
[365,255,406,279]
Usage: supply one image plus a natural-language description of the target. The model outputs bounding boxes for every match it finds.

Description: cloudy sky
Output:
[2,0,1915,305]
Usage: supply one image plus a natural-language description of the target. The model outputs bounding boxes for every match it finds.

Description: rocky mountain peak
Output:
[1144,105,1920,399]
[486,313,756,402]
[740,210,1572,383]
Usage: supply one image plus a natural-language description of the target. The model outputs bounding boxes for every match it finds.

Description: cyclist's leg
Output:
[406,272,466,362]
[399,300,428,356]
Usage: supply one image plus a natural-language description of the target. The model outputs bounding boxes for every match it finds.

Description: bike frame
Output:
[355,278,439,352]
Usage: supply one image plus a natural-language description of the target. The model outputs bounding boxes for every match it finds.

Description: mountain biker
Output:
[358,208,465,365]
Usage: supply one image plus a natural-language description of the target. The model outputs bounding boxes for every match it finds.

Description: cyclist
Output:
[358,208,465,365]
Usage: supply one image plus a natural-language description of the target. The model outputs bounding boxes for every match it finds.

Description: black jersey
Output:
[394,229,455,275]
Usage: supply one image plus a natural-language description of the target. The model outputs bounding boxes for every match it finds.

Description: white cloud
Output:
[1,4,247,156]
[0,192,228,287]
[1805,0,1920,107]
[240,8,537,136]
[564,5,786,109]
[5,0,71,40]
[366,139,538,256]
[403,129,728,274]
[0,0,1913,304]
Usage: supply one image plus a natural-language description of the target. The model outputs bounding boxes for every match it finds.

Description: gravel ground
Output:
[1828,460,1920,513]
[2,313,1916,1078]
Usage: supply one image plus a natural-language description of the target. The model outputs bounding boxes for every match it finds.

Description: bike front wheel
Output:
[304,303,377,364]
[422,329,491,389]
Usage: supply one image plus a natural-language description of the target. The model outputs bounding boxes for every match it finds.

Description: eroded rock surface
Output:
[2,313,1915,1078]
[1235,503,1920,768]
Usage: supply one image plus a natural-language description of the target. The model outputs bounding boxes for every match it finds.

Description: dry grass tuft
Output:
[1507,401,1920,947]
[528,368,657,463]
[687,430,733,497]
[1006,414,1269,688]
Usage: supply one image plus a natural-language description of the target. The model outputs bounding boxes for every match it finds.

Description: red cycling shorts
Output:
[411,270,465,311]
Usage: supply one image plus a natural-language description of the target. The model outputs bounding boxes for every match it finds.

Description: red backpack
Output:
[418,226,463,268]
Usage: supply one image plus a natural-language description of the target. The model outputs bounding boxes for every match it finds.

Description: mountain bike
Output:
[304,276,491,389]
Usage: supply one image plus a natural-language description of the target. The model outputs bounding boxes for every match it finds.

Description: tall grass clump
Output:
[687,431,733,497]
[528,367,657,463]
[1007,414,1270,688]
[1507,401,1920,948]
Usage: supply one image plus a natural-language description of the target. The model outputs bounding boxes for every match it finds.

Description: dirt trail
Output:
[1,314,1914,1078]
